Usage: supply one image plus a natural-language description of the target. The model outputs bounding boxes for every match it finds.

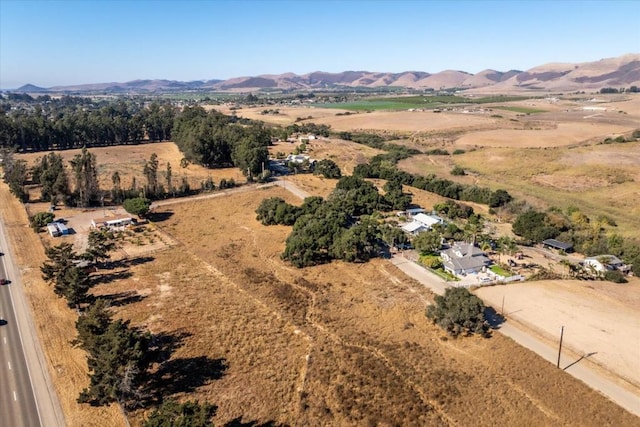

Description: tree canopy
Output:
[144,400,216,427]
[426,287,488,337]
[123,197,152,217]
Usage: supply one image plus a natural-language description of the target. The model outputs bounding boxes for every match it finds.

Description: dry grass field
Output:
[17,142,246,193]
[84,186,637,426]
[399,141,640,235]
[454,122,630,148]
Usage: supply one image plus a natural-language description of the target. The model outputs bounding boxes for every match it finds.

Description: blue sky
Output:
[1,0,638,88]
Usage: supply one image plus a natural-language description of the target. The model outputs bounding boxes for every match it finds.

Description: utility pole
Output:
[557,326,564,368]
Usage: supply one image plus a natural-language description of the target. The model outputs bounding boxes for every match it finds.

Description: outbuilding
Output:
[542,239,573,253]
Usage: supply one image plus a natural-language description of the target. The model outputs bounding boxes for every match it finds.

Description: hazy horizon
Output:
[1,0,639,89]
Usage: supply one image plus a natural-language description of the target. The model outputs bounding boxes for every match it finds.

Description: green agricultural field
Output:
[314,95,541,111]
[492,106,548,114]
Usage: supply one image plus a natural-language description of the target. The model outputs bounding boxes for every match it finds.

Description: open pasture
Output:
[92,186,640,426]
[399,141,640,235]
[454,122,630,148]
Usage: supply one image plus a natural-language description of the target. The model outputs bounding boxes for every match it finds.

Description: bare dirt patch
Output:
[476,279,640,389]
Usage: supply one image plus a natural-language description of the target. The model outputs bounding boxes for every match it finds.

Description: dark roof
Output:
[542,239,573,250]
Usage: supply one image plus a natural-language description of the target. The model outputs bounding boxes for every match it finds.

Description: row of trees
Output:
[2,145,198,208]
[40,236,217,423]
[41,230,116,308]
[352,150,513,208]
[0,101,175,152]
[40,240,153,407]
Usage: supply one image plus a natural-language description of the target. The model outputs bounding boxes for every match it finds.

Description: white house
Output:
[401,221,428,235]
[440,242,492,276]
[400,213,445,236]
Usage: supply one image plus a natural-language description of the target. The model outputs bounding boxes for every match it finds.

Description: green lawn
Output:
[490,265,511,277]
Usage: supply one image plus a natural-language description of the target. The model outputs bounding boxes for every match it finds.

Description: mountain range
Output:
[14,54,640,94]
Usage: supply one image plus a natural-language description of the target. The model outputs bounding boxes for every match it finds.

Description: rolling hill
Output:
[11,53,640,94]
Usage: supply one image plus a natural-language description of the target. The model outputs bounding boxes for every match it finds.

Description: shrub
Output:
[604,270,627,283]
[450,165,466,176]
[426,287,488,337]
[313,159,342,179]
[30,211,55,232]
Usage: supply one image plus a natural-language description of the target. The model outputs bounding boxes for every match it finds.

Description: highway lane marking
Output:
[13,390,17,401]
[3,336,6,344]
[8,361,11,370]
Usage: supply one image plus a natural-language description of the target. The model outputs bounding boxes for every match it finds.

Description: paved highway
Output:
[0,253,40,426]
[0,209,65,427]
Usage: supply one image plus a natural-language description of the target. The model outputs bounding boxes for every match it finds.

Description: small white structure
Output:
[401,221,428,235]
[286,154,311,164]
[400,213,445,236]
[584,255,627,272]
[91,216,134,230]
[47,223,61,237]
[413,213,445,228]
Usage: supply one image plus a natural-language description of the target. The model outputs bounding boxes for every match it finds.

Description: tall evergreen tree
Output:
[70,147,100,207]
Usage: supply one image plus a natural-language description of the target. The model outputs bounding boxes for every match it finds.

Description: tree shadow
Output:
[147,330,192,365]
[224,418,286,427]
[137,330,229,407]
[107,256,155,270]
[90,270,134,286]
[484,306,506,330]
[98,290,145,307]
[146,211,174,222]
[145,356,227,404]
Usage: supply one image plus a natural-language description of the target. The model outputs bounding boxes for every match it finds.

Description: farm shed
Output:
[542,239,573,253]
[56,222,69,235]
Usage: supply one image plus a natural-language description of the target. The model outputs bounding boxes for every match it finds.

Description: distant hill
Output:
[11,54,640,94]
[15,84,48,92]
